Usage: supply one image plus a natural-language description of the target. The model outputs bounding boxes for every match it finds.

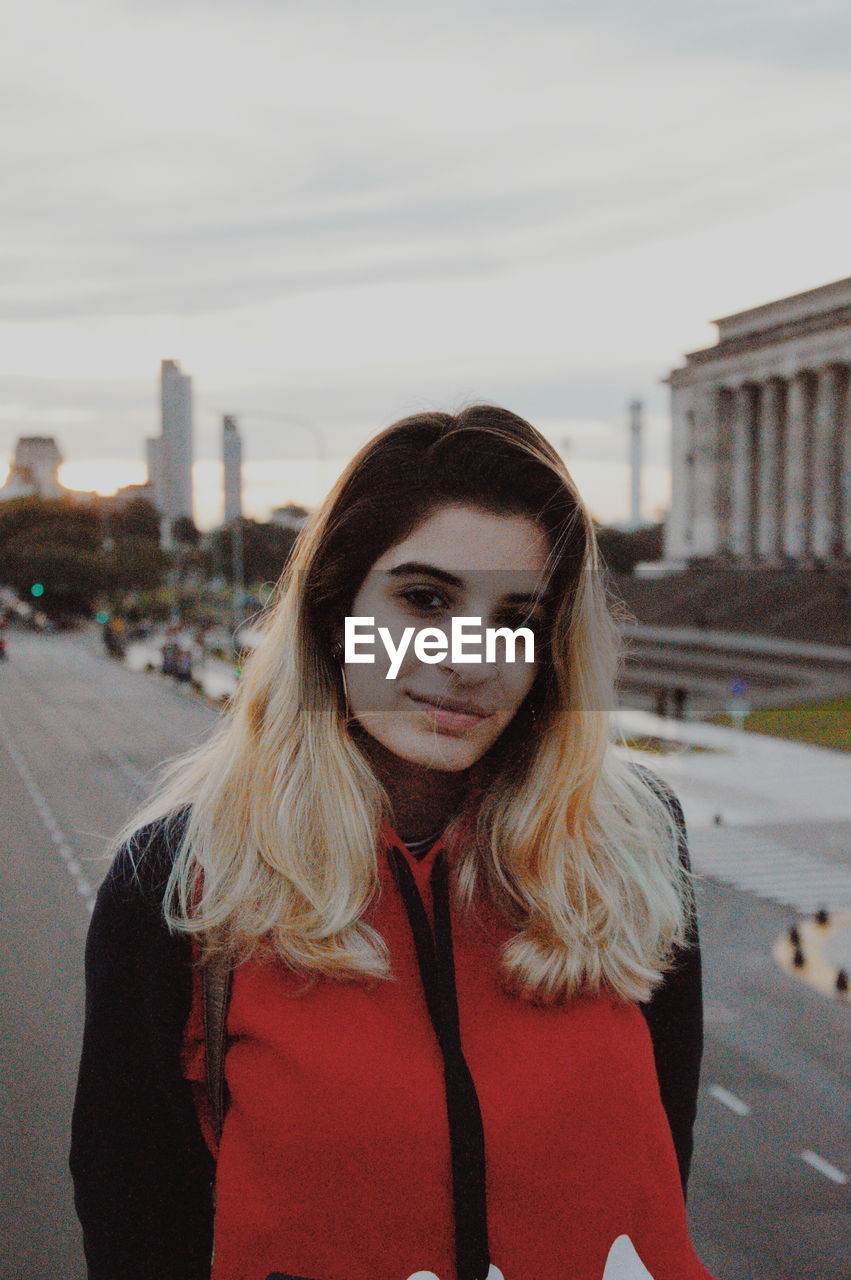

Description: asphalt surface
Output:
[0,628,848,1280]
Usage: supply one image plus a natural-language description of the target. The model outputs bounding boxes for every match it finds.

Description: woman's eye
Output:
[399,587,448,612]
[397,593,547,634]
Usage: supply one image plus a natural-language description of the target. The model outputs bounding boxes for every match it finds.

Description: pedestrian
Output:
[70,406,714,1280]
[673,687,688,720]
[654,686,668,718]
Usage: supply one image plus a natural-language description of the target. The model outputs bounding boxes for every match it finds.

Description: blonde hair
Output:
[120,406,692,1004]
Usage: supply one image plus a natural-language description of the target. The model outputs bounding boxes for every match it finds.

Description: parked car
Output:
[161,642,193,683]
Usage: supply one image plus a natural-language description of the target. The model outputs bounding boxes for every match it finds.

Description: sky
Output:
[2,0,850,528]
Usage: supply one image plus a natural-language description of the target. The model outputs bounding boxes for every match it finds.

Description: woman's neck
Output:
[354,731,471,841]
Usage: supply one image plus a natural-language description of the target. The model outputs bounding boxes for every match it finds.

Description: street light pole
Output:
[629,399,643,529]
[231,516,244,636]
[223,410,326,461]
[216,407,322,639]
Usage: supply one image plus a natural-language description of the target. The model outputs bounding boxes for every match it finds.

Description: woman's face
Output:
[342,503,552,772]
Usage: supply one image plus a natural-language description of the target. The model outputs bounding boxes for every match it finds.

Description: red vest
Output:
[182,824,715,1280]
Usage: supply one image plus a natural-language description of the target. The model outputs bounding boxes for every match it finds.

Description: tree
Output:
[0,496,167,620]
[108,498,160,543]
[27,547,108,615]
[171,515,201,547]
[211,519,299,587]
[595,523,664,575]
[0,496,102,549]
[107,538,167,593]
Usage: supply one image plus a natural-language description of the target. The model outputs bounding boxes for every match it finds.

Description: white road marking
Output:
[708,1084,752,1116]
[8,660,152,794]
[0,710,96,914]
[800,1150,848,1184]
[689,826,851,914]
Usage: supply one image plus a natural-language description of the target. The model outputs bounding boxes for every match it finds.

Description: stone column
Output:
[756,378,785,561]
[812,364,845,561]
[684,408,697,545]
[715,386,735,555]
[667,383,725,559]
[835,365,851,558]
[783,371,815,560]
[664,385,692,560]
[730,384,757,559]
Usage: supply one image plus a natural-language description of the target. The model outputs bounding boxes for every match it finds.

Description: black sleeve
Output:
[637,776,704,1200]
[69,824,215,1279]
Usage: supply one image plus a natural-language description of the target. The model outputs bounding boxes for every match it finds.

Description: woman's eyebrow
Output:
[386,561,465,589]
[386,562,552,607]
[501,591,551,607]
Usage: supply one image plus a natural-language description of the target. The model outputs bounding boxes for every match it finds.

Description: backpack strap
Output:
[202,950,233,1150]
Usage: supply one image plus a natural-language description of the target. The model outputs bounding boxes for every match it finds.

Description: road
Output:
[689,878,849,1279]
[0,628,848,1280]
[0,628,216,1280]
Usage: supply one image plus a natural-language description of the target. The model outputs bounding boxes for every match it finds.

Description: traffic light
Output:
[30,583,45,598]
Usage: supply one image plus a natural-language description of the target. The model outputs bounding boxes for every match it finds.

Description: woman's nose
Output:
[436,652,503,686]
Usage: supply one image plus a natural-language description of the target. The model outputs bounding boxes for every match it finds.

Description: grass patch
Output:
[714,697,851,753]
[620,735,716,756]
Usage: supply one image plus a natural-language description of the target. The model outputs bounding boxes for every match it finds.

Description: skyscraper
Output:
[145,359,194,541]
[160,359,193,522]
[222,414,243,524]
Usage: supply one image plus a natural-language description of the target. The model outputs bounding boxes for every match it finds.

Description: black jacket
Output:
[69,794,703,1280]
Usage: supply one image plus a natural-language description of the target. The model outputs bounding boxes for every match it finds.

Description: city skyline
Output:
[2,2,850,528]
[0,434,674,531]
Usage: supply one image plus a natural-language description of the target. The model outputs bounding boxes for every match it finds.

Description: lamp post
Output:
[215,408,324,639]
[231,515,245,636]
[233,411,326,462]
[629,399,643,530]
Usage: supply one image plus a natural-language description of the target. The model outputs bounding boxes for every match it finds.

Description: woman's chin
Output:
[382,730,483,774]
[400,743,480,773]
[349,712,491,773]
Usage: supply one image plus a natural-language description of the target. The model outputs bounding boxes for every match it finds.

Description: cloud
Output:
[2,0,849,322]
[571,0,851,72]
[1,0,849,506]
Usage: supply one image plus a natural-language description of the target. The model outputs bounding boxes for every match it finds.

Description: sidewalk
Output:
[611,706,851,831]
[823,916,851,971]
[613,706,851,935]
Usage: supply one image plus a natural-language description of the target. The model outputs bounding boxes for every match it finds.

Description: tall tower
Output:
[629,399,643,529]
[222,414,243,524]
[159,359,194,528]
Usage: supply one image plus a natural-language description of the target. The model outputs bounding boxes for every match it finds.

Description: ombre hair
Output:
[120,405,692,1004]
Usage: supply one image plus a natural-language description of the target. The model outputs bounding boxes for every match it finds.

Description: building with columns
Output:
[665,277,851,564]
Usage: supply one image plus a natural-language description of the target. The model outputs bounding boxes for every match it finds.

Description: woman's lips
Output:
[406,692,493,733]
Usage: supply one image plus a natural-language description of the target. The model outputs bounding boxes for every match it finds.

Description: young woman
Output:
[70,406,715,1280]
